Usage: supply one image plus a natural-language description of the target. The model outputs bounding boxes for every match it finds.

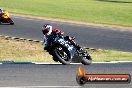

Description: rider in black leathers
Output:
[42,24,81,51]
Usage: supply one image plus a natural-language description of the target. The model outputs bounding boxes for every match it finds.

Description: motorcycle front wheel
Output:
[53,45,71,65]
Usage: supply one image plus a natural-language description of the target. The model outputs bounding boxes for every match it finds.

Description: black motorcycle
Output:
[44,33,92,65]
[0,10,14,25]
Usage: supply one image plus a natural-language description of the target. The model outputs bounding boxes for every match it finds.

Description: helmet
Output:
[42,24,52,35]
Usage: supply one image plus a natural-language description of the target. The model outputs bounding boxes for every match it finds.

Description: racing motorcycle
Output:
[0,10,14,25]
[44,33,92,65]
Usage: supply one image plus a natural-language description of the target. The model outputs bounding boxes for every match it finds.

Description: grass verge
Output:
[0,36,53,63]
[0,36,132,62]
[87,49,132,62]
[0,0,132,27]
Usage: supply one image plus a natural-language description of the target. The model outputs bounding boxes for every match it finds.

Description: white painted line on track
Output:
[33,62,82,65]
[33,61,132,64]
[95,61,132,63]
[113,61,132,63]
[0,86,81,88]
[0,61,132,65]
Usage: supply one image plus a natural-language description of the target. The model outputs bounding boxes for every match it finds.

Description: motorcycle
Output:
[44,33,92,65]
[0,10,14,25]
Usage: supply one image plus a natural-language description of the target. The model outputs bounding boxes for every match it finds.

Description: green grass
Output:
[88,49,132,62]
[0,0,132,27]
[0,36,132,62]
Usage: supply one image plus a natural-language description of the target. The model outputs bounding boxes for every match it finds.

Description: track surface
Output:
[0,63,131,88]
[0,16,132,88]
[0,15,132,52]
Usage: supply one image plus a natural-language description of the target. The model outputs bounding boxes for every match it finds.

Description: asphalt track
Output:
[0,63,131,88]
[0,15,132,52]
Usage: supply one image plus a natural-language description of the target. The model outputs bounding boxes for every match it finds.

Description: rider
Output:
[0,9,2,21]
[42,24,81,50]
[42,24,64,36]
[0,9,5,22]
[42,24,64,50]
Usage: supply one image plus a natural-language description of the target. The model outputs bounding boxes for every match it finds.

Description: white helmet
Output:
[42,24,53,35]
